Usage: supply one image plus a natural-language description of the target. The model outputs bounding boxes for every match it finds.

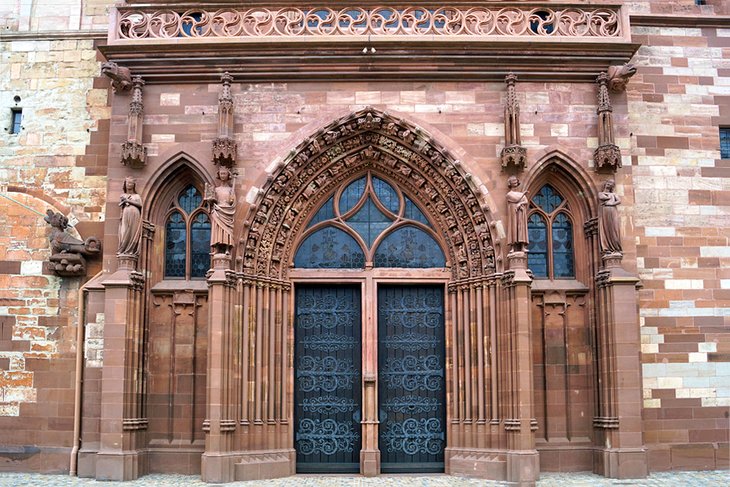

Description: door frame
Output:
[289,268,451,475]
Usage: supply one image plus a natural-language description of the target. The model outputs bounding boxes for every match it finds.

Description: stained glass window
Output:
[190,213,211,278]
[527,214,548,278]
[528,185,574,279]
[295,227,365,269]
[294,172,445,269]
[165,211,187,278]
[164,184,211,279]
[373,226,445,268]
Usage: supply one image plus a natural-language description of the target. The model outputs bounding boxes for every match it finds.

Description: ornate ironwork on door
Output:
[294,285,361,473]
[378,285,445,472]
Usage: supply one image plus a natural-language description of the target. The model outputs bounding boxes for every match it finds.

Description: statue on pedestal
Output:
[598,179,622,256]
[506,175,529,254]
[118,177,143,258]
[206,166,236,255]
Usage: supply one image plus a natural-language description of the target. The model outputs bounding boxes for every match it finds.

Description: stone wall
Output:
[0,0,111,472]
[629,23,730,470]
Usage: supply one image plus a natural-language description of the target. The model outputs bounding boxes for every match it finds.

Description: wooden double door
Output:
[294,283,446,473]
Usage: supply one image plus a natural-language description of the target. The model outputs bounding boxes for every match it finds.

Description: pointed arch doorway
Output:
[204,108,509,481]
[290,171,448,473]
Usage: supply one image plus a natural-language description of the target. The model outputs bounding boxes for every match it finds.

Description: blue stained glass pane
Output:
[179,185,202,215]
[532,185,564,214]
[307,197,335,229]
[165,211,186,278]
[339,177,366,215]
[373,226,445,268]
[404,197,430,226]
[527,213,547,278]
[372,177,400,214]
[346,198,392,247]
[295,226,365,269]
[191,212,211,278]
[552,212,574,278]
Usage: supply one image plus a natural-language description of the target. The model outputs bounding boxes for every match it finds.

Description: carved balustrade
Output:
[112,4,627,41]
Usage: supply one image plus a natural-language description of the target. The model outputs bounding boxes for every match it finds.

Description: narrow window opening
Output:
[720,127,730,159]
[10,108,22,135]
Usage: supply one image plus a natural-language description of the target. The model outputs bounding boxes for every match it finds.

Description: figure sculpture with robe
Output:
[206,166,236,255]
[506,175,529,253]
[598,179,622,255]
[117,177,143,257]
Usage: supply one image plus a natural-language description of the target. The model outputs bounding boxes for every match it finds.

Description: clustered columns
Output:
[593,72,621,172]
[500,73,527,171]
[203,72,243,482]
[590,67,648,478]
[120,76,147,168]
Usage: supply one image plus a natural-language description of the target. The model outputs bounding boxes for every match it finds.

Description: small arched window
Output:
[527,184,574,279]
[164,184,211,279]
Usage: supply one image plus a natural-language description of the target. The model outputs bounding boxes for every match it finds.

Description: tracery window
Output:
[294,173,445,269]
[164,184,211,279]
[527,184,574,279]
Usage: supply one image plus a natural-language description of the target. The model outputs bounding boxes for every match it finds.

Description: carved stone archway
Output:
[236,107,499,281]
[201,108,539,484]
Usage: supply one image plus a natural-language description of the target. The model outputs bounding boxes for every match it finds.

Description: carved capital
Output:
[121,141,146,168]
[48,253,87,277]
[500,144,527,170]
[601,251,623,268]
[594,144,621,172]
[212,137,237,167]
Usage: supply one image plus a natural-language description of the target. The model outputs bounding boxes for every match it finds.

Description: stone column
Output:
[201,253,236,482]
[593,258,648,478]
[503,252,539,485]
[96,256,147,480]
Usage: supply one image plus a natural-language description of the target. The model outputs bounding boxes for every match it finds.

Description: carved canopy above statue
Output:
[238,108,498,281]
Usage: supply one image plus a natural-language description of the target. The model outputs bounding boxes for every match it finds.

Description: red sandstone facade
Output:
[1,1,729,484]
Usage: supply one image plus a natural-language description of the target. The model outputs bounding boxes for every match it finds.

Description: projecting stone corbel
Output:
[607,63,637,92]
[500,73,527,171]
[101,61,132,93]
[120,76,147,168]
[593,72,621,172]
[44,210,101,277]
[212,72,237,167]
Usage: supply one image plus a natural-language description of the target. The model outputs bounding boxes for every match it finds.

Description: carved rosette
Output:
[594,143,621,171]
[237,108,497,282]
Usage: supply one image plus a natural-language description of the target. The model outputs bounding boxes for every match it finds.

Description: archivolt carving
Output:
[237,108,497,281]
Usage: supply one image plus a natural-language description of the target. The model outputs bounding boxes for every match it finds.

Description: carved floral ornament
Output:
[116,6,622,40]
[237,108,498,282]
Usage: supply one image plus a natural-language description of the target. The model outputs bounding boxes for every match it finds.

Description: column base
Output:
[360,449,380,476]
[95,449,147,481]
[593,447,648,479]
[445,447,507,480]
[203,448,295,482]
[505,449,539,486]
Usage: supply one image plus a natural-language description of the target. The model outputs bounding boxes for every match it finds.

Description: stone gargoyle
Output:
[44,210,101,277]
[101,61,132,93]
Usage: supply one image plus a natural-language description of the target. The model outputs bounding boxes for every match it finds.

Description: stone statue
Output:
[206,166,236,254]
[598,179,622,255]
[44,210,101,277]
[607,63,637,92]
[101,61,133,93]
[506,175,529,253]
[117,177,143,257]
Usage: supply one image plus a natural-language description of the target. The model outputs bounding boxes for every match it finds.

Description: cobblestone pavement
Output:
[1,471,729,487]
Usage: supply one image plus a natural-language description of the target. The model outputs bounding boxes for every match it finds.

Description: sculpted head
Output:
[507,175,520,189]
[603,179,615,192]
[122,177,137,193]
[217,166,231,181]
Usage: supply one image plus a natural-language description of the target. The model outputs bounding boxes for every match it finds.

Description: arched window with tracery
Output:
[294,172,445,269]
[164,184,211,279]
[527,184,575,279]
